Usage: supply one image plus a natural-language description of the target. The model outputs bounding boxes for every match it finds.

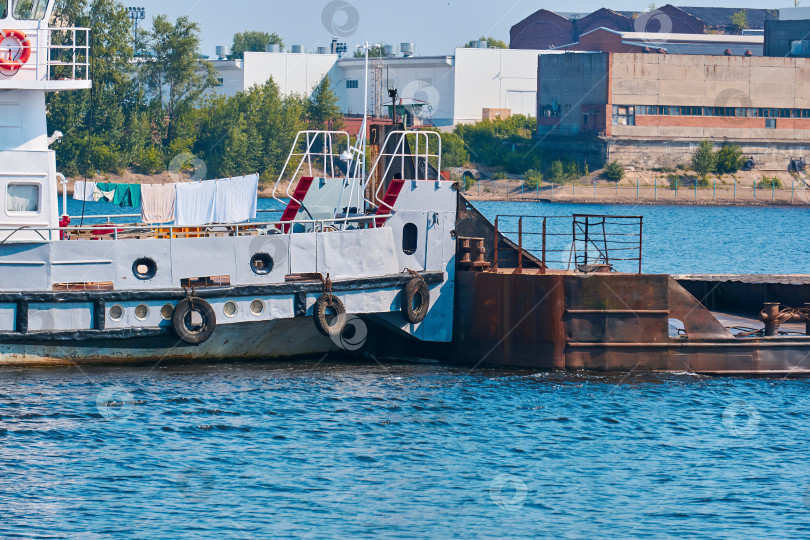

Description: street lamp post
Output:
[126,7,145,53]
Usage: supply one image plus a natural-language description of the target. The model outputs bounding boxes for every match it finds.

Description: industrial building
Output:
[210,44,553,126]
[511,5,772,51]
[536,50,810,170]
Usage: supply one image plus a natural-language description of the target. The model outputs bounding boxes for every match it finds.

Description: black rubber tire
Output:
[402,278,430,324]
[172,297,216,344]
[313,294,347,337]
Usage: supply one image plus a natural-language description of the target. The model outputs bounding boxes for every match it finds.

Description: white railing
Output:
[0,214,394,244]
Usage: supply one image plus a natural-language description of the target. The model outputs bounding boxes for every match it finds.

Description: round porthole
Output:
[133,257,157,280]
[250,299,265,315]
[250,253,274,275]
[160,303,174,320]
[134,304,149,321]
[109,304,124,321]
[223,301,238,318]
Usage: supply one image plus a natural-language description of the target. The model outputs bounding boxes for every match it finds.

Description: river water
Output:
[5,198,802,538]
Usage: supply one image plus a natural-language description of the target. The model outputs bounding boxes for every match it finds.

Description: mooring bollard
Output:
[762,302,780,337]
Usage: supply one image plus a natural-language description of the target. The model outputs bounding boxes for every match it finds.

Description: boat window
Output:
[7,183,40,213]
[13,0,48,20]
[402,223,417,255]
[1,1,8,19]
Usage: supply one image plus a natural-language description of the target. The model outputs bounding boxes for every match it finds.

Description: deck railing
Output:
[493,214,643,274]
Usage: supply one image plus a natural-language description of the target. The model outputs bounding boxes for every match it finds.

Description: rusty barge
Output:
[433,197,810,376]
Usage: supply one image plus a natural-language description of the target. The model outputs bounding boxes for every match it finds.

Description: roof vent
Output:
[401,42,415,57]
[266,43,281,53]
[291,45,304,54]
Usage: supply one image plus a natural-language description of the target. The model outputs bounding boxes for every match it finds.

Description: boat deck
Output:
[713,311,808,336]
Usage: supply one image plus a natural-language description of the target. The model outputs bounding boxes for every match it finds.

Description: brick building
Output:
[511,5,772,51]
[536,52,810,170]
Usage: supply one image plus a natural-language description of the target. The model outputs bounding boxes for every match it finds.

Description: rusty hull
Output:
[453,272,810,375]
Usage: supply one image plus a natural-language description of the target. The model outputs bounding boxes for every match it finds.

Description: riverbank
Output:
[460,169,810,206]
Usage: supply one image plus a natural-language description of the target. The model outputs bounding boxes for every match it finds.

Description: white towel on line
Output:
[214,174,259,223]
[141,183,176,223]
[72,180,96,201]
[174,181,217,226]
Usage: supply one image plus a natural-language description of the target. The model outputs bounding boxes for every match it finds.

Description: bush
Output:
[492,170,508,180]
[716,144,745,174]
[757,176,783,189]
[691,140,717,181]
[603,160,625,182]
[550,160,564,182]
[439,132,470,168]
[138,147,165,175]
[524,169,543,189]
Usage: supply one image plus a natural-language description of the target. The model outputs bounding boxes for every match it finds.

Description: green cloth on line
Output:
[128,183,141,208]
[91,182,142,207]
[94,182,116,202]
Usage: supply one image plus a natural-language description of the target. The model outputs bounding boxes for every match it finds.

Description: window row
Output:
[1,0,49,20]
[632,105,810,119]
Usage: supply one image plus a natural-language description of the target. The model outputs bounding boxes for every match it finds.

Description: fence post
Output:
[772,180,775,203]
[754,181,756,201]
[655,177,657,201]
[791,181,794,204]
[551,182,554,200]
[675,178,678,200]
[694,178,697,201]
[521,179,524,198]
[636,177,639,200]
[573,181,575,200]
[594,179,597,201]
[713,177,716,201]
[734,178,737,203]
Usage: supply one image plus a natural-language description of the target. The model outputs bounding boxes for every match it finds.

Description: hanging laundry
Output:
[174,181,217,226]
[113,183,142,207]
[214,174,259,223]
[93,182,116,203]
[141,183,176,223]
[72,180,96,201]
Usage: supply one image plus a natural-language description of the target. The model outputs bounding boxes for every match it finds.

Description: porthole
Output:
[134,304,149,321]
[132,257,157,280]
[160,303,174,320]
[250,299,265,315]
[402,223,418,255]
[109,304,124,321]
[223,301,238,318]
[250,252,274,275]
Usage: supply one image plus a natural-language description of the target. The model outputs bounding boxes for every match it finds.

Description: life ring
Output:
[402,277,430,324]
[0,29,32,73]
[172,297,216,344]
[313,293,347,337]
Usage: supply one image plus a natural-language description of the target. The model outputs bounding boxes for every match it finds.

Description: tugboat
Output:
[0,3,457,366]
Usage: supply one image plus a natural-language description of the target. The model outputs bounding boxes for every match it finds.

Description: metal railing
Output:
[45,27,90,81]
[493,214,643,274]
[1,213,392,244]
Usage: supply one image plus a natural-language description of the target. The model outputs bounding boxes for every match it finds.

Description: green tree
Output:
[307,76,343,129]
[691,140,717,181]
[141,14,217,149]
[439,132,469,167]
[230,31,283,59]
[730,10,748,34]
[715,144,745,174]
[353,43,389,58]
[463,36,508,49]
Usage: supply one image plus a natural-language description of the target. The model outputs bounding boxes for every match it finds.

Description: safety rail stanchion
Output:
[638,216,643,274]
[517,217,523,274]
[493,217,499,272]
[541,218,547,275]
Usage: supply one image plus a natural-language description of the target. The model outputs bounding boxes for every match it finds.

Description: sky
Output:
[128,0,786,57]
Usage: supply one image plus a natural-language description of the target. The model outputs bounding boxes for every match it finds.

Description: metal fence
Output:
[463,177,810,205]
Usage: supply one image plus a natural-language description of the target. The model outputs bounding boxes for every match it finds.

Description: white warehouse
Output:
[211,46,556,126]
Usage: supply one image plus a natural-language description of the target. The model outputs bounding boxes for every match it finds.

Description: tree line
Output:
[48,0,342,183]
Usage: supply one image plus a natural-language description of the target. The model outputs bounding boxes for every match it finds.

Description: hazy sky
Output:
[129,0,785,57]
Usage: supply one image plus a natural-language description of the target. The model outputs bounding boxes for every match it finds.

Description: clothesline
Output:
[73,175,259,226]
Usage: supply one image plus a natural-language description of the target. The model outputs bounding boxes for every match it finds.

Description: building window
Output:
[346,79,359,89]
[765,119,776,129]
[791,40,810,57]
[612,105,634,126]
[539,105,559,117]
[7,183,40,213]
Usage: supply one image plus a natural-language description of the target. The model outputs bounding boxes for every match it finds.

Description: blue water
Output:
[2,364,810,539]
[36,198,810,538]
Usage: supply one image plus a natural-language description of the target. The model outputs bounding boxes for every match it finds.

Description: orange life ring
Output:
[0,29,32,72]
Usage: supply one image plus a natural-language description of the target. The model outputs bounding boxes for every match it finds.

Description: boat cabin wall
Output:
[0,148,57,239]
